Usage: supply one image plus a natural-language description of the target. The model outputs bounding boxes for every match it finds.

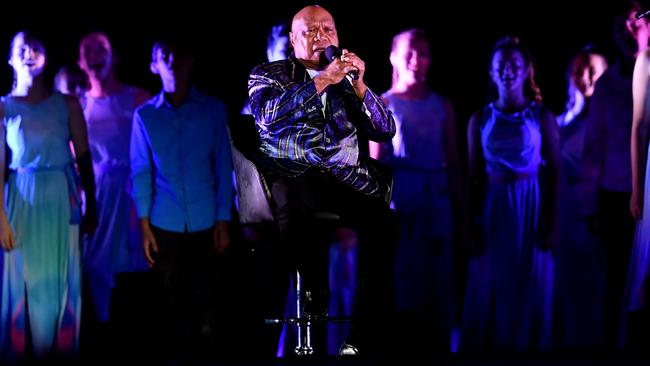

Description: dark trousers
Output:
[598,189,635,348]
[270,169,398,354]
[243,221,291,357]
[150,225,216,359]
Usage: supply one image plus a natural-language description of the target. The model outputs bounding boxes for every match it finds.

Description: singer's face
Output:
[490,49,528,93]
[290,7,338,67]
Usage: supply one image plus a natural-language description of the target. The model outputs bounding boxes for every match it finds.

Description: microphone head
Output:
[324,45,341,62]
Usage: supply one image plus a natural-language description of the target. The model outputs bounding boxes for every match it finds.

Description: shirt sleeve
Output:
[359,87,396,142]
[130,110,153,218]
[248,66,323,135]
[213,101,234,222]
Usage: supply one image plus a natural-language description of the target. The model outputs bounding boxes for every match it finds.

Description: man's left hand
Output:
[213,221,230,254]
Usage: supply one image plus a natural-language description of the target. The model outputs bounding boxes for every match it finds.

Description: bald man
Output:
[248,5,398,356]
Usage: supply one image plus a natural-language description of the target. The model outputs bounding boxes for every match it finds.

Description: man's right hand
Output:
[314,50,361,93]
[140,218,158,268]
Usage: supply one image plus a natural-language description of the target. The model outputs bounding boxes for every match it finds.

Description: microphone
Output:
[324,45,359,80]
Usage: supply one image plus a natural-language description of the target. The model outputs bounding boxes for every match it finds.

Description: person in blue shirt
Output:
[130,35,233,360]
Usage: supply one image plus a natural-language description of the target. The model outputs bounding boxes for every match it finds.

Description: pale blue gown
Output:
[0,93,82,359]
[381,91,455,348]
[460,102,554,351]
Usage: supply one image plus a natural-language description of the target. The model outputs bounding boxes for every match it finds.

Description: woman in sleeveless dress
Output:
[370,28,462,352]
[626,14,650,345]
[78,31,150,324]
[460,36,560,351]
[0,30,96,361]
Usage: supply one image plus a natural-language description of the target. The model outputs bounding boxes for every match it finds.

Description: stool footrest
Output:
[264,316,352,325]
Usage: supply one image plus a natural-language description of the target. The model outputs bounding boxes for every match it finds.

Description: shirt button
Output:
[325,137,331,143]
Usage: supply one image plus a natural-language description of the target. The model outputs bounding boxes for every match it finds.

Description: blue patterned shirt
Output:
[248,57,395,197]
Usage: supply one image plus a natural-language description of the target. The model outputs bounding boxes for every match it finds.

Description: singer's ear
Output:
[289,31,296,48]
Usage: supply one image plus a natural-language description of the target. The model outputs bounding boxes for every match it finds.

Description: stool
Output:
[231,114,392,356]
[265,268,351,355]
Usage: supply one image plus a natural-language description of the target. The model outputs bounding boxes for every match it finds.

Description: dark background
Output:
[0,0,629,131]
[0,0,643,360]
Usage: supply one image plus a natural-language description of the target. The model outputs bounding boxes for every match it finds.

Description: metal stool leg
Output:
[294,270,313,355]
[264,269,352,356]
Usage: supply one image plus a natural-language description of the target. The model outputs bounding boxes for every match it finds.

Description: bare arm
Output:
[66,95,97,235]
[539,107,561,251]
[0,102,16,251]
[631,48,650,219]
[369,94,394,159]
[67,95,90,157]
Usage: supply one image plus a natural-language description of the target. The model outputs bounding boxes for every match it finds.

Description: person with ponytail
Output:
[460,35,560,351]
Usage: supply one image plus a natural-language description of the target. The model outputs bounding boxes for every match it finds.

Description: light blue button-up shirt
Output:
[131,88,233,233]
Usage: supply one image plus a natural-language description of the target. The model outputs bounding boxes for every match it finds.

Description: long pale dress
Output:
[381,91,454,349]
[82,87,147,322]
[1,93,82,359]
[460,102,554,351]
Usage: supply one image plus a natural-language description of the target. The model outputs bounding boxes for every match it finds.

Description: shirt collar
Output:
[153,87,200,109]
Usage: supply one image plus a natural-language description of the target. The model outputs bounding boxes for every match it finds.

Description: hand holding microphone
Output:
[322,45,365,83]
[315,45,367,99]
[325,45,360,80]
